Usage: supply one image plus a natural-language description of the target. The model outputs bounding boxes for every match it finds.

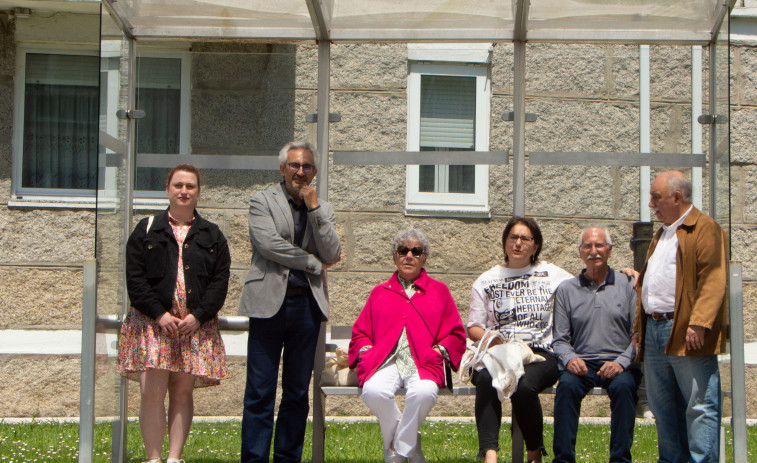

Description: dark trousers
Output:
[552,360,642,463]
[472,348,559,458]
[241,292,321,463]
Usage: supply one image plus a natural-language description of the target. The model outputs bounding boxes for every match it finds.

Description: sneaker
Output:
[384,448,405,463]
[166,459,184,463]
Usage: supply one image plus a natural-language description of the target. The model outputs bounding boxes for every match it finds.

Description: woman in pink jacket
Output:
[349,228,466,463]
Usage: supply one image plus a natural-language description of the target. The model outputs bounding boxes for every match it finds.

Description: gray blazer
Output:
[238,184,341,319]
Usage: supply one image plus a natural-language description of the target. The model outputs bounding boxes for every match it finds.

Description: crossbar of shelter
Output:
[333,151,705,168]
[118,151,705,170]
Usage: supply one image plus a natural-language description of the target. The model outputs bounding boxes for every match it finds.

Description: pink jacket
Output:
[349,270,466,388]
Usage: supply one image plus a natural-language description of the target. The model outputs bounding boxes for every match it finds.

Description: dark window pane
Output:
[22,54,98,190]
[135,57,182,191]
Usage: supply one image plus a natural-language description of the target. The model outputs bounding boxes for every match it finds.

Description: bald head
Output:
[661,171,692,202]
[579,226,613,280]
[649,170,692,225]
[579,226,613,247]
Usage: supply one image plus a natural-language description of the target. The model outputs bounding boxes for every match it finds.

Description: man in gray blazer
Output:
[239,141,342,463]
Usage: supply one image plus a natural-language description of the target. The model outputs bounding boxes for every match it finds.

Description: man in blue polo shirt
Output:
[551,227,641,463]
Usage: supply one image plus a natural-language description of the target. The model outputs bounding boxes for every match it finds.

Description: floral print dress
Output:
[118,216,229,387]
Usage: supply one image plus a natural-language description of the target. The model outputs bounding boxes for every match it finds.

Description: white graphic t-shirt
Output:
[468,262,572,350]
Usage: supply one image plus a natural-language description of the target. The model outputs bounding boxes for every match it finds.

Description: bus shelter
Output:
[78,1,741,461]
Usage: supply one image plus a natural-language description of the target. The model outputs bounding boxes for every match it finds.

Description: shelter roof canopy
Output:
[98,0,730,44]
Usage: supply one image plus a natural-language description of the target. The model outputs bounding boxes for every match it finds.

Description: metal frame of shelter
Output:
[79,1,744,462]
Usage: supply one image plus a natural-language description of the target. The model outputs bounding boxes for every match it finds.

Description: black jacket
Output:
[125,209,231,324]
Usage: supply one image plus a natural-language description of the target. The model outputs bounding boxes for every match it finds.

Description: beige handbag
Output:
[320,347,358,386]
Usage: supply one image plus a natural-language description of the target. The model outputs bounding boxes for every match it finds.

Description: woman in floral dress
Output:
[119,164,230,463]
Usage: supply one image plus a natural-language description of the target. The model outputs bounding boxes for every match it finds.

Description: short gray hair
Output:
[579,227,613,246]
[391,228,431,258]
[278,141,319,166]
[667,173,692,202]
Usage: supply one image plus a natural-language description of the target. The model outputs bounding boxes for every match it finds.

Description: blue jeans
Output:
[553,360,641,463]
[241,292,321,463]
[644,318,722,463]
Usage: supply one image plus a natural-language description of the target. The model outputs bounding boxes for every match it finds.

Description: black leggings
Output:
[472,349,559,457]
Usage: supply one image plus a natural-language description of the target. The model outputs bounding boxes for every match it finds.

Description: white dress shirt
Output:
[642,205,693,314]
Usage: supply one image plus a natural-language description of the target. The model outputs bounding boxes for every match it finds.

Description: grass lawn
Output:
[0,420,754,462]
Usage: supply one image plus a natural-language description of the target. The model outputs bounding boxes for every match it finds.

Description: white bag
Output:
[459,328,507,384]
[482,339,545,400]
[459,329,545,400]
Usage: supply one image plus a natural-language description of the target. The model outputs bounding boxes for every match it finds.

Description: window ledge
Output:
[133,197,169,211]
[8,195,169,211]
[8,196,97,209]
[408,43,493,64]
[405,204,490,219]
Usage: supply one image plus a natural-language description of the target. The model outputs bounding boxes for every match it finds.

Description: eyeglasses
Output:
[396,246,425,258]
[508,234,534,243]
[580,242,609,251]
[286,162,315,175]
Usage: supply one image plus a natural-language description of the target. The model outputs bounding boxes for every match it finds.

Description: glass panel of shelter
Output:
[327,39,735,457]
[93,6,133,462]
[710,15,737,455]
[105,41,728,342]
[134,56,183,192]
[131,44,301,200]
[89,13,735,463]
[94,39,311,458]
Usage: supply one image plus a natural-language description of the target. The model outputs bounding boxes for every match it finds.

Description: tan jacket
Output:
[633,206,728,360]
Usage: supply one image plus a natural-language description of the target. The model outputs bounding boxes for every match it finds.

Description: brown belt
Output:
[648,312,674,321]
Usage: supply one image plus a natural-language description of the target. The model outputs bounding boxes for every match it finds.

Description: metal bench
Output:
[311,325,608,463]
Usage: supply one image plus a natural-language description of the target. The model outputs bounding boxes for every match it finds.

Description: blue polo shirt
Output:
[551,267,638,371]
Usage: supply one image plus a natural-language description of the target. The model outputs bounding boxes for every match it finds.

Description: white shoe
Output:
[166,459,185,463]
[384,448,405,463]
[408,451,426,463]
[408,433,426,463]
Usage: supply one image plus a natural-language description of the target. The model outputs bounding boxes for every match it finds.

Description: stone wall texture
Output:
[1,10,756,426]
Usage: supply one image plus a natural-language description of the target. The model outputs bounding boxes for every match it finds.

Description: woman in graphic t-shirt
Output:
[467,216,572,463]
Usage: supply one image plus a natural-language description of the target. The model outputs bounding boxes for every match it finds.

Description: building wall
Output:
[0,12,101,417]
[1,7,756,420]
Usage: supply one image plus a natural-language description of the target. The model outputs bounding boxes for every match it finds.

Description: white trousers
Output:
[361,360,439,458]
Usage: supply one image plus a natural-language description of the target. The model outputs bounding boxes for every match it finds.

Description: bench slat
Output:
[321,385,607,396]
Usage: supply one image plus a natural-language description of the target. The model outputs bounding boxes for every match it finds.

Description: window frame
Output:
[11,45,191,205]
[12,45,100,201]
[109,48,191,199]
[405,61,491,217]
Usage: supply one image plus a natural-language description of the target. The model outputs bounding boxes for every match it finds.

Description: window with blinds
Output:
[419,74,476,193]
[405,58,491,216]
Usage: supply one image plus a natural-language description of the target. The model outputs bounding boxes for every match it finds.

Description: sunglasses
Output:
[286,162,315,175]
[396,246,425,258]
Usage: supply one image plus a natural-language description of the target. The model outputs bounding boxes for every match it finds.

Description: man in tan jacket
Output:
[632,171,727,463]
